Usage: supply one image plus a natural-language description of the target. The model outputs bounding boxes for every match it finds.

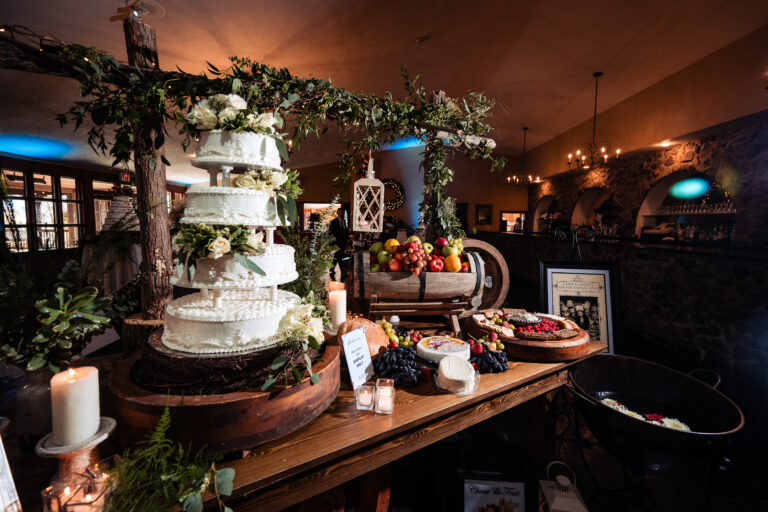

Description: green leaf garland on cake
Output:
[174,224,266,276]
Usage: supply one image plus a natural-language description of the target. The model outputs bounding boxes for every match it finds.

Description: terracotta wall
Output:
[526,110,768,246]
[524,24,768,178]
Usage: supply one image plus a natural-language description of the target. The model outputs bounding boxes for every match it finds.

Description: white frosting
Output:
[192,131,282,171]
[181,186,283,226]
[172,245,297,289]
[162,288,301,354]
[416,336,470,363]
[437,356,476,394]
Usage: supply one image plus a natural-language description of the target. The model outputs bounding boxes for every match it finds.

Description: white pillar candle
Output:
[50,367,100,447]
[328,281,345,292]
[329,289,347,331]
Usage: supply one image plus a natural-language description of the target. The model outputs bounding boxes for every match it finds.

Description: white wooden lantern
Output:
[352,156,384,232]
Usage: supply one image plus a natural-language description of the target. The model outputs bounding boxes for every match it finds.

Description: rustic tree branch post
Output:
[123,18,172,320]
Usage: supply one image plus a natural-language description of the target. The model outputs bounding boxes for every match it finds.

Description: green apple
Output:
[441,245,460,257]
[377,250,393,265]
[422,242,434,255]
[406,235,421,244]
[369,241,385,255]
[370,263,382,273]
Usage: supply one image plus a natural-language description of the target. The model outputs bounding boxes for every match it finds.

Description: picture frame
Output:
[539,261,622,353]
[475,204,493,225]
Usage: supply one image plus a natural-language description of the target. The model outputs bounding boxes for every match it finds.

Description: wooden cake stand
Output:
[107,329,341,453]
[466,313,591,362]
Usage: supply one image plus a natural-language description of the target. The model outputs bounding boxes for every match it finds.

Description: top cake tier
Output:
[191,131,282,172]
[181,186,284,227]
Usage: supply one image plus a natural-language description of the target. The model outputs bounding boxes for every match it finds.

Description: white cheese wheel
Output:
[437,356,476,394]
[416,336,470,363]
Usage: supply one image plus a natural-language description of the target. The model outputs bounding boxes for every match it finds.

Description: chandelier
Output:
[507,127,541,185]
[567,72,620,171]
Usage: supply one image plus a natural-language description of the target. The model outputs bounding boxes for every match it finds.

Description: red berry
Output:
[471,343,484,354]
[490,332,498,342]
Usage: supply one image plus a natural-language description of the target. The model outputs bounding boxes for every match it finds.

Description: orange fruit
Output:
[444,254,462,272]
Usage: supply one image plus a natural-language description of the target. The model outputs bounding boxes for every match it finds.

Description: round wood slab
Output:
[465,315,591,362]
[107,331,341,453]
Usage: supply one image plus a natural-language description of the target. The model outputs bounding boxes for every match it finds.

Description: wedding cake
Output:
[163,93,320,354]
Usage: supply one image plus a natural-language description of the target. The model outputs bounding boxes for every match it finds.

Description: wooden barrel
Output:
[349,250,485,302]
[460,238,510,315]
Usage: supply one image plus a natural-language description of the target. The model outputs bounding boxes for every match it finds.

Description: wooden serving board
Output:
[107,329,341,453]
[465,313,591,362]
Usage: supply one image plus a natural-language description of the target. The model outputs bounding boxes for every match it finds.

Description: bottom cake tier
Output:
[162,288,303,354]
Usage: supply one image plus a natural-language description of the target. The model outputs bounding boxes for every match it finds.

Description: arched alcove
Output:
[571,187,611,226]
[533,195,554,232]
[634,169,699,237]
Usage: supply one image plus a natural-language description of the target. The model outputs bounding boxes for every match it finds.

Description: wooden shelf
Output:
[207,341,607,511]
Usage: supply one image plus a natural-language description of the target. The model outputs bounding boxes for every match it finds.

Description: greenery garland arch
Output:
[1,27,505,240]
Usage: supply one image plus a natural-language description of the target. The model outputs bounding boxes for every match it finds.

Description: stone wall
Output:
[475,232,768,456]
[527,110,768,246]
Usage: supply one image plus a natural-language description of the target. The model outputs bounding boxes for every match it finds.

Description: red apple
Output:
[434,237,449,250]
[429,258,445,272]
[387,259,403,272]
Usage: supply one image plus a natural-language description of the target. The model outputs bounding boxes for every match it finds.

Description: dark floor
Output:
[387,391,768,512]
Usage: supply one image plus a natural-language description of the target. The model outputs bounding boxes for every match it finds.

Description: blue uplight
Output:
[381,136,425,151]
[0,134,73,159]
[669,177,710,199]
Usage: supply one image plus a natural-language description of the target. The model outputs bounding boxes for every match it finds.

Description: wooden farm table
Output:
[208,341,607,511]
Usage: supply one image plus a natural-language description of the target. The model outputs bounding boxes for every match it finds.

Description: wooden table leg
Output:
[355,465,391,512]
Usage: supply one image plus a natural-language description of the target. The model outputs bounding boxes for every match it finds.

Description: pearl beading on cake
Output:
[166,289,299,321]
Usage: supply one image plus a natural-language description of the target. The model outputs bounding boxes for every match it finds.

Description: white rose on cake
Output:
[207,236,231,259]
[225,94,247,110]
[244,232,265,253]
[233,173,257,189]
[247,112,277,133]
[267,171,288,188]
[187,100,218,130]
[279,304,314,335]
[218,107,241,123]
[208,94,228,110]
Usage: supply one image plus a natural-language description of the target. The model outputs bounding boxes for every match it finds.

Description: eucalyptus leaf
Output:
[310,373,320,384]
[308,336,320,350]
[182,493,203,512]
[304,353,314,373]
[231,77,242,92]
[275,138,289,161]
[287,196,298,223]
[292,367,303,383]
[270,355,288,370]
[261,376,277,392]
[233,252,266,276]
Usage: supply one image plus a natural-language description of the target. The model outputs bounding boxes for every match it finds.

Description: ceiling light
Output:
[567,72,620,171]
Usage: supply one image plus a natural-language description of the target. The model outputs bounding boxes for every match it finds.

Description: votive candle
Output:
[51,367,99,446]
[375,378,395,415]
[329,289,347,331]
[355,384,375,410]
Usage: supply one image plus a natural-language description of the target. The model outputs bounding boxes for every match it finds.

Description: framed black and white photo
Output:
[539,261,622,353]
[0,437,20,512]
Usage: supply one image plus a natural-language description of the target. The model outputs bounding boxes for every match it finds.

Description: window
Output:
[2,170,84,251]
[93,180,114,232]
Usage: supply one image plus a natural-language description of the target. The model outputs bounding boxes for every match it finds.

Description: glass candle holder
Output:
[375,378,395,415]
[355,384,375,410]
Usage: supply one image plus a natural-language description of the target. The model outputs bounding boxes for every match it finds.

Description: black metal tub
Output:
[569,354,744,473]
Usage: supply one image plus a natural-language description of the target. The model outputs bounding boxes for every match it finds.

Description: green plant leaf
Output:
[292,367,303,383]
[308,336,320,350]
[232,252,266,276]
[27,353,47,371]
[261,376,277,392]
[216,468,235,496]
[310,373,320,384]
[231,77,242,92]
[287,196,298,224]
[182,493,203,512]
[275,138,289,161]
[270,355,288,370]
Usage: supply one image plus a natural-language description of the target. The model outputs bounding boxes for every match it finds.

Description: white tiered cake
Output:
[163,133,316,354]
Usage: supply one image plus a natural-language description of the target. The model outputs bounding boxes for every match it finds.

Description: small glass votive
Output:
[355,384,375,410]
[375,378,395,415]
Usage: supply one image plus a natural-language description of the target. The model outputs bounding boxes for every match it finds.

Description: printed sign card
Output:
[340,326,374,389]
